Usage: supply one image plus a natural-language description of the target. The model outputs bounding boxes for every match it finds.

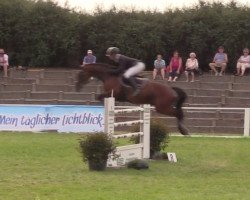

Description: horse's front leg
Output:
[96,92,113,101]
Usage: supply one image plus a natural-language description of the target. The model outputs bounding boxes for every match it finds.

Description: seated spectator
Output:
[236,48,250,76]
[0,48,9,77]
[82,50,96,66]
[168,51,182,82]
[209,46,228,76]
[185,52,199,82]
[153,54,166,80]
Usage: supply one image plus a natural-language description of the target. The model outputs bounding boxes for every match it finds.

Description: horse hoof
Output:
[181,129,190,136]
[179,126,190,136]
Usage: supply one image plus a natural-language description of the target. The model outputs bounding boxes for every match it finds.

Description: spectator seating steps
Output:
[3,78,37,84]
[0,84,33,91]
[38,78,74,85]
[187,95,222,104]
[232,83,250,90]
[0,91,26,99]
[226,90,250,98]
[185,103,221,107]
[224,97,250,107]
[1,70,250,135]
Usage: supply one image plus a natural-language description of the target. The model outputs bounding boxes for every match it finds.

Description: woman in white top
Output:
[236,48,250,76]
[0,49,9,77]
[185,52,199,82]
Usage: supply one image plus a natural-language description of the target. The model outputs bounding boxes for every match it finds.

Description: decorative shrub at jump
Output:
[131,120,170,158]
[79,133,116,171]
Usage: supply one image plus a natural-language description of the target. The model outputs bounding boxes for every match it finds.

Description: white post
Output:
[244,108,250,137]
[141,104,151,159]
[105,97,151,162]
[104,97,115,135]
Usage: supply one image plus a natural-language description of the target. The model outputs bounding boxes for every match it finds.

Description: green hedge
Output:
[0,0,249,71]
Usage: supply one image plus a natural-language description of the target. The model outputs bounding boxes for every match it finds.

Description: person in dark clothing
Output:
[106,47,145,96]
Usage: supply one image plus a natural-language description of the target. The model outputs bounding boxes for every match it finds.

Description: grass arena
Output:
[0,70,250,200]
[0,132,249,200]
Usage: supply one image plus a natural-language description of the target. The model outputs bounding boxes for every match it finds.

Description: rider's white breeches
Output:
[123,62,145,78]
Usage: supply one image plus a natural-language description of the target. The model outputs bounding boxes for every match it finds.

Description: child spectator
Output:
[153,54,166,80]
[185,52,199,82]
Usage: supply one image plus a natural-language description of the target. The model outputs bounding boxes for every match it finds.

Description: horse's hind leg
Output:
[156,105,189,136]
[172,87,189,135]
[175,108,189,136]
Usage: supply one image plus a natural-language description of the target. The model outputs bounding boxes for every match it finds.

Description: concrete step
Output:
[227,90,250,98]
[35,84,69,92]
[198,82,230,90]
[167,81,198,89]
[0,91,26,99]
[232,83,250,90]
[28,92,59,100]
[234,76,250,83]
[188,96,221,104]
[199,75,234,82]
[43,70,74,79]
[6,78,36,84]
[75,85,103,93]
[0,99,24,104]
[63,92,96,101]
[193,89,224,96]
[9,68,42,78]
[38,78,73,85]
[57,100,101,105]
[225,97,250,106]
[185,103,220,107]
[0,84,32,91]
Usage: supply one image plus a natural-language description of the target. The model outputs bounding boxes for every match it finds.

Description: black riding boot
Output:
[124,77,140,96]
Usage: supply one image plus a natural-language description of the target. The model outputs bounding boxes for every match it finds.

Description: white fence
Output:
[115,106,250,137]
[182,107,250,137]
[104,97,150,167]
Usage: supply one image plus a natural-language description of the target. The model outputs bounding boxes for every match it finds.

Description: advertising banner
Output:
[0,105,104,133]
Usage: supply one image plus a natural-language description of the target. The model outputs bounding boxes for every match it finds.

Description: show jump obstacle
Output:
[104,97,150,167]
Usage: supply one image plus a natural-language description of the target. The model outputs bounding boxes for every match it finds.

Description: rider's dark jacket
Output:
[115,54,139,73]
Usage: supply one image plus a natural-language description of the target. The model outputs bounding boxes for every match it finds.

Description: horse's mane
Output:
[86,63,121,76]
[85,63,145,78]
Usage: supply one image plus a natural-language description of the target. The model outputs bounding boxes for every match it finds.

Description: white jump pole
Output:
[104,97,150,159]
[141,104,150,159]
[244,108,250,137]
[104,97,115,135]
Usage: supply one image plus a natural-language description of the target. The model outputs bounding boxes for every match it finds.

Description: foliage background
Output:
[0,0,249,71]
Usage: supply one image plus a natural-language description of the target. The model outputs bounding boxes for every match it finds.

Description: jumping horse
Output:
[76,63,189,135]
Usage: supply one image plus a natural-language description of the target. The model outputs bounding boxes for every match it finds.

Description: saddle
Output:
[120,76,147,88]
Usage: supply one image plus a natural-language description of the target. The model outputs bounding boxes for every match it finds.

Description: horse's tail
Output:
[172,87,189,135]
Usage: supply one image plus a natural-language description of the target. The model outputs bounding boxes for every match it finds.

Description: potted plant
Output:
[79,132,116,171]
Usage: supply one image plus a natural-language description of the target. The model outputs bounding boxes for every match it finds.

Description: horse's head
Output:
[75,63,117,92]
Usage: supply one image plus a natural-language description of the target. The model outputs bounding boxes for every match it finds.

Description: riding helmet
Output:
[106,47,120,56]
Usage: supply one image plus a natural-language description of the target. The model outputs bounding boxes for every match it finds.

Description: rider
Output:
[105,47,145,96]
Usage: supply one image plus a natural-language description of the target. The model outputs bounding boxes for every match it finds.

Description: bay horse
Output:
[76,63,189,135]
